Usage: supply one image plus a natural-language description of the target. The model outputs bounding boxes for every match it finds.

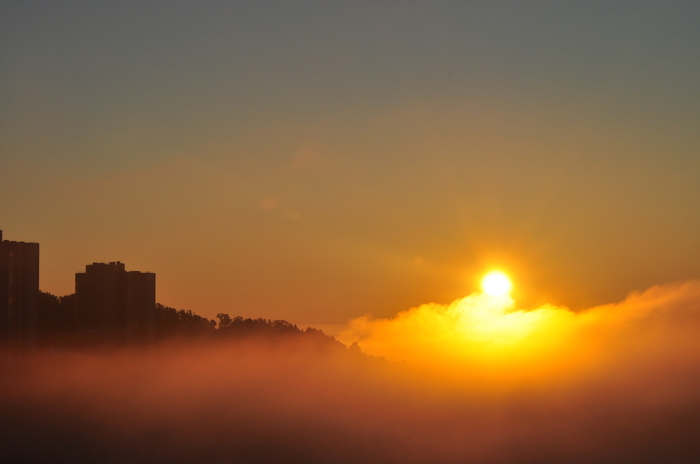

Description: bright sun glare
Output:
[481,271,512,296]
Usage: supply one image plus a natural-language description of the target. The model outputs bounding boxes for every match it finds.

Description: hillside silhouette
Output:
[36,291,344,351]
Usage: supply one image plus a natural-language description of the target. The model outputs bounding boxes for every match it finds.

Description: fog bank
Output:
[3,282,700,463]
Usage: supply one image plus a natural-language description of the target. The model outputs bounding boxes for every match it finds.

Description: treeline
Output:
[37,291,344,350]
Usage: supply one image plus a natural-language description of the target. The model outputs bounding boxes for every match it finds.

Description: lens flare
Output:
[481,271,512,296]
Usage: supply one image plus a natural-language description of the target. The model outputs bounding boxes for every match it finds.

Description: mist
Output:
[3,282,700,463]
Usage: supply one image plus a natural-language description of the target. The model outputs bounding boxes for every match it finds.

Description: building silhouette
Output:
[75,261,155,346]
[0,230,40,352]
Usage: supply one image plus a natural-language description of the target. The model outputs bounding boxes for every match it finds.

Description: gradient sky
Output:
[1,1,699,325]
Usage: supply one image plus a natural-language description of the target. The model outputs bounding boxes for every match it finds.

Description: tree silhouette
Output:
[154,303,216,340]
[37,291,76,347]
[216,313,232,329]
[35,291,347,351]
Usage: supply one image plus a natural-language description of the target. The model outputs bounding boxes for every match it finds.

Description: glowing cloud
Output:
[3,282,700,462]
[338,281,700,387]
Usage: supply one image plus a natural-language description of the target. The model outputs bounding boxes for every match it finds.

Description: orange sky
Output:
[1,2,699,325]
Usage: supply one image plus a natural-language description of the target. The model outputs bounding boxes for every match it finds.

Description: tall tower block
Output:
[0,230,40,352]
[75,261,155,346]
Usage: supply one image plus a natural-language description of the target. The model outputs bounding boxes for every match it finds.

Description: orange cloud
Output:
[339,281,700,388]
[3,282,700,462]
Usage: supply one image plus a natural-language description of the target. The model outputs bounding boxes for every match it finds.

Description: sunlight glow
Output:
[481,271,512,296]
[339,290,582,385]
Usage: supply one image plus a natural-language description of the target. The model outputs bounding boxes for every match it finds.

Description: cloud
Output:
[2,282,700,463]
[339,281,700,388]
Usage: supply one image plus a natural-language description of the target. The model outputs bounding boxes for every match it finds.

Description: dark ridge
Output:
[34,291,346,351]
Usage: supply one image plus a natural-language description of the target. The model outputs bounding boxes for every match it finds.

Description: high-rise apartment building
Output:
[126,270,156,344]
[75,261,155,346]
[0,230,40,352]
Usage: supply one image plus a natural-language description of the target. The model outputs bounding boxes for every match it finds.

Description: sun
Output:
[481,271,512,296]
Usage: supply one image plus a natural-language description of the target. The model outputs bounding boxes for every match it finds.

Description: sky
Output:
[1,1,699,326]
